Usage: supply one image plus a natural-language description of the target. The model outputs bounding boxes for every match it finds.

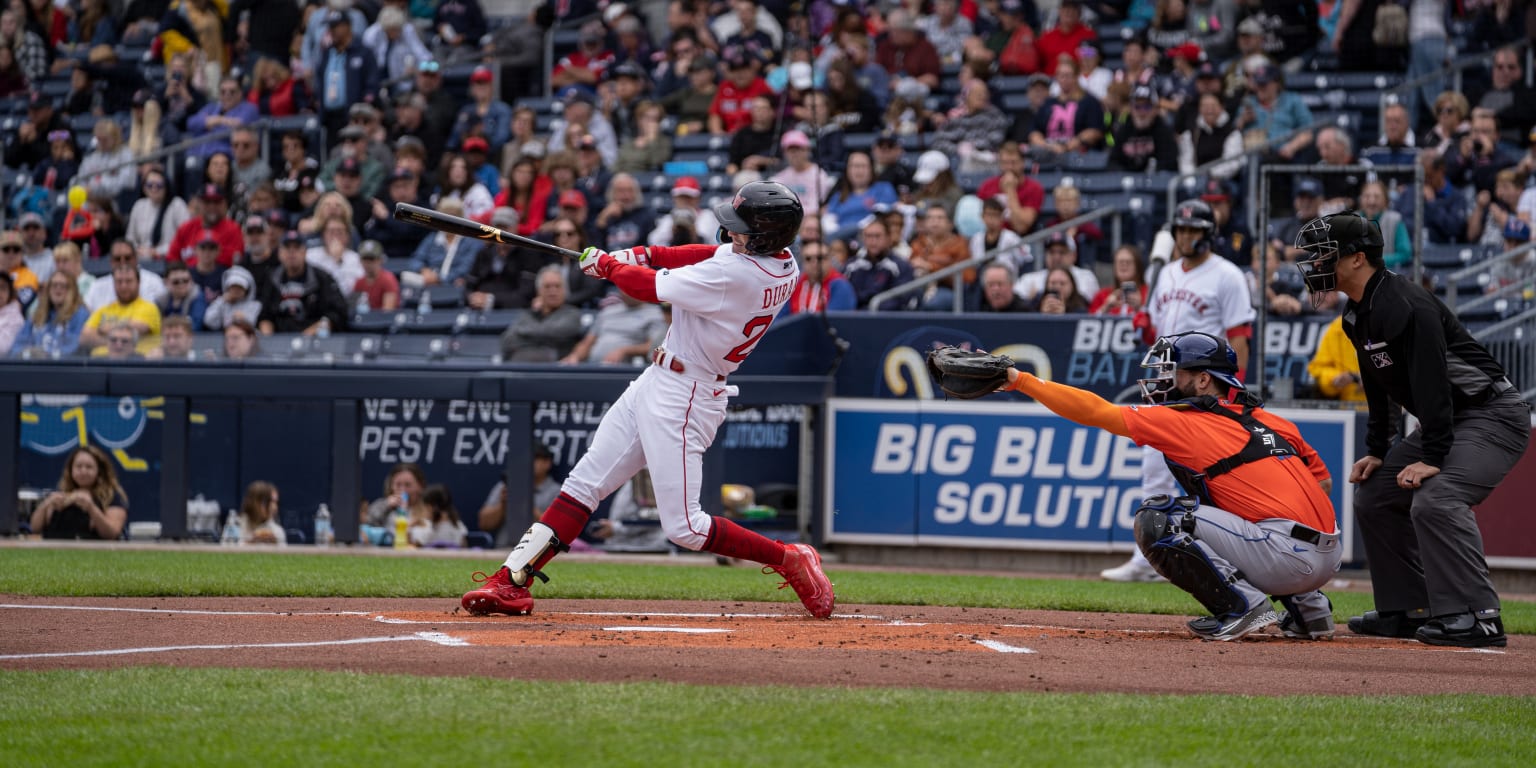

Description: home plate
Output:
[603,626,733,634]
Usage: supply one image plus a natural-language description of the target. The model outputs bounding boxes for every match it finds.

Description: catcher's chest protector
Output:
[1162,396,1299,506]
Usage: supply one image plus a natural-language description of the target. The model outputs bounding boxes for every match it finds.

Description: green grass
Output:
[2,549,1534,633]
[1,668,1531,767]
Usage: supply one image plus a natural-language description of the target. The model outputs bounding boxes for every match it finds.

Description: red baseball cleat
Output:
[461,567,534,616]
[767,544,835,619]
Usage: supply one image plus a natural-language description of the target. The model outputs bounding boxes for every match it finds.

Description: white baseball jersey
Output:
[1147,255,1255,339]
[654,243,800,379]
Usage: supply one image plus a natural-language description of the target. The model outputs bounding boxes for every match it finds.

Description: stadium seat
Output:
[423,283,466,309]
[380,334,453,359]
[449,335,502,359]
[456,309,524,335]
[350,312,402,334]
[1420,243,1483,270]
[83,257,113,277]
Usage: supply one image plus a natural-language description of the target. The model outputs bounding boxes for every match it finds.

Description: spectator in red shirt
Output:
[352,240,399,311]
[708,48,772,135]
[167,185,245,268]
[875,9,942,91]
[992,0,1040,76]
[975,142,1045,234]
[1035,0,1095,76]
[551,19,614,96]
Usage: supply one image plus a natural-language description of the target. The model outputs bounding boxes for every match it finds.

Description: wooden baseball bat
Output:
[392,202,583,260]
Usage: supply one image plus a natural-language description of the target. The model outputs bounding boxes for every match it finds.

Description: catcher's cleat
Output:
[461,567,534,616]
[1346,610,1426,639]
[767,544,835,619]
[1186,604,1279,641]
[1277,610,1336,640]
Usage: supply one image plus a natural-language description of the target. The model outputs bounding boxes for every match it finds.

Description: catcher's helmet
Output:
[1138,331,1244,403]
[1170,198,1216,255]
[714,180,804,256]
[1293,212,1382,304]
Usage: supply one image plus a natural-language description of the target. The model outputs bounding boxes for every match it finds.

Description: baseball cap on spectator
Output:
[1250,64,1279,85]
[1503,218,1531,243]
[27,89,53,109]
[788,62,814,90]
[520,140,547,159]
[533,441,554,461]
[781,130,811,149]
[358,240,385,260]
[558,86,594,106]
[1237,17,1265,36]
[266,208,289,227]
[1026,73,1052,90]
[894,78,930,102]
[469,65,494,84]
[491,207,519,229]
[912,150,951,185]
[197,234,220,250]
[395,135,426,155]
[418,60,441,74]
[1200,178,1234,202]
[999,0,1026,15]
[349,102,380,121]
[671,176,702,197]
[281,229,305,246]
[200,184,226,202]
[559,190,587,208]
[603,3,629,24]
[611,60,647,81]
[1168,42,1203,62]
[577,134,599,151]
[243,214,267,232]
[336,157,362,176]
[326,11,350,27]
[722,45,750,70]
[1196,61,1220,80]
[1131,85,1155,104]
[874,133,901,149]
[338,124,367,142]
[0,231,20,248]
[1294,176,1323,197]
[462,136,489,153]
[223,266,254,292]
[1043,231,1075,251]
[387,166,416,183]
[689,55,717,74]
[19,211,45,228]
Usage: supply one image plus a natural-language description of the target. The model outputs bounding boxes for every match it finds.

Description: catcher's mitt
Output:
[926,346,1014,399]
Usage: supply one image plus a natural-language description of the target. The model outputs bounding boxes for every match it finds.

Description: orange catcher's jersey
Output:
[654,244,799,378]
[1120,401,1335,533]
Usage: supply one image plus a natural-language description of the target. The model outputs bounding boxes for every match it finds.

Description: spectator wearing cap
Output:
[1237,64,1312,160]
[931,80,1010,163]
[971,197,1028,273]
[911,149,962,219]
[388,93,445,168]
[609,12,654,70]
[332,156,380,234]
[614,99,673,173]
[463,207,539,310]
[647,176,719,246]
[871,133,915,193]
[449,65,514,155]
[548,89,620,168]
[460,136,501,197]
[363,4,433,92]
[241,214,281,287]
[660,53,719,136]
[602,60,651,142]
[1268,176,1325,254]
[316,11,380,138]
[16,213,53,284]
[708,47,773,135]
[571,133,614,209]
[352,239,399,311]
[81,266,161,354]
[412,59,459,147]
[989,0,1040,76]
[126,168,191,261]
[157,261,207,331]
[407,197,484,287]
[594,173,656,252]
[1172,59,1226,136]
[1109,85,1178,173]
[1490,218,1536,291]
[4,88,67,169]
[975,142,1044,234]
[258,229,349,335]
[347,102,397,169]
[770,130,836,216]
[434,0,488,52]
[186,76,260,160]
[1036,1,1095,76]
[1198,179,1254,267]
[364,167,431,260]
[844,217,916,311]
[187,232,230,304]
[202,265,263,330]
[322,131,387,203]
[31,127,79,192]
[167,184,245,268]
[1015,232,1099,303]
[877,9,942,91]
[725,95,780,175]
[1029,56,1105,154]
[1159,43,1204,113]
[1224,19,1268,98]
[1,230,39,310]
[552,19,615,94]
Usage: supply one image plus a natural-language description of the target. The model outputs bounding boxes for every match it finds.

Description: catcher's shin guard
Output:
[1133,495,1250,617]
[503,522,569,587]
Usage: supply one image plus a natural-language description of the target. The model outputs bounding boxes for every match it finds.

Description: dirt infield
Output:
[1,596,1529,695]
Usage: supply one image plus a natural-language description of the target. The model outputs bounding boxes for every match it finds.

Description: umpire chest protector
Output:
[1162,394,1298,506]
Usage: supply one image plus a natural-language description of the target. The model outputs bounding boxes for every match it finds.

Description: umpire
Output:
[1296,213,1531,648]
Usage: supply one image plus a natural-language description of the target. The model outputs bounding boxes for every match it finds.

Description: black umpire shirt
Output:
[1342,269,1513,468]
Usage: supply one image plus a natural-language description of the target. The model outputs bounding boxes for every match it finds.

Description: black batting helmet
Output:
[714,180,804,256]
[1171,198,1216,255]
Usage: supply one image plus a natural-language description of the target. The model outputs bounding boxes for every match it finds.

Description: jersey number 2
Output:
[724,315,773,363]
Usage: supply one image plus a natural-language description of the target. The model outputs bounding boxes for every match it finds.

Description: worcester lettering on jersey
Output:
[762,279,795,308]
[1152,288,1212,316]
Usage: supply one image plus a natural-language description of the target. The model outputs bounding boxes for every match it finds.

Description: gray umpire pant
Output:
[1354,391,1531,618]
[1172,504,1343,628]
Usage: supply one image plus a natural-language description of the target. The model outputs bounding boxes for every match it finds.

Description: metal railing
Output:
[1444,240,1536,313]
[1472,306,1536,403]
[868,207,1122,313]
[1167,117,1339,230]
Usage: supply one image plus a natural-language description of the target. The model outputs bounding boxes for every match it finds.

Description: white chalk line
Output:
[599,627,732,634]
[971,638,1037,654]
[0,632,470,660]
[0,603,372,617]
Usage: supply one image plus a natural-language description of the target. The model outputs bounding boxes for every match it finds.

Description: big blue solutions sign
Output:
[825,398,1357,557]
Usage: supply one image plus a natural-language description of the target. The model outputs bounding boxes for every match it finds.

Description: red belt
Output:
[652,347,725,381]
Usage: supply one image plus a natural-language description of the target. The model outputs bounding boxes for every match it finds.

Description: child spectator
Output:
[411,484,468,548]
[238,481,287,545]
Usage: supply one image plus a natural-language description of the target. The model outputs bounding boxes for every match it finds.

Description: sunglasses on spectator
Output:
[168,277,192,285]
[1,245,20,253]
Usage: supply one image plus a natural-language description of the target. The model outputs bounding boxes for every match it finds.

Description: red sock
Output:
[704,516,787,566]
[532,493,592,572]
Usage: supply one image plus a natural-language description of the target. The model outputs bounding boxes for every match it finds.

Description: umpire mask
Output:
[1294,213,1381,307]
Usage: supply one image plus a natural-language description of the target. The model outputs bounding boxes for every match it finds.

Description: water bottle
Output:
[356,292,370,314]
[418,292,432,315]
[314,503,333,547]
[392,508,410,549]
[317,317,331,339]
[221,510,242,546]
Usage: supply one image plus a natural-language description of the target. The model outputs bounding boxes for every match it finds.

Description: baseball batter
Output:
[1104,199,1257,582]
[994,333,1339,640]
[462,181,835,619]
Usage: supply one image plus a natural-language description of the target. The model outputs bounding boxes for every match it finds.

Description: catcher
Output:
[928,334,1340,641]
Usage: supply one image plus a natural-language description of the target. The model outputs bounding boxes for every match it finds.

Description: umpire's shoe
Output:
[1346,610,1428,639]
[1415,613,1507,648]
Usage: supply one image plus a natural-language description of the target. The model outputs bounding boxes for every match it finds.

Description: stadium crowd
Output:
[1,0,1535,367]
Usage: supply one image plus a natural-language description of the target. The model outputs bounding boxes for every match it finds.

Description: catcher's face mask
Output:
[1294,218,1339,307]
[1138,338,1180,404]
